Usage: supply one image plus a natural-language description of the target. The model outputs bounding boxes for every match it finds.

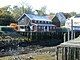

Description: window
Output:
[40,21,42,23]
[32,20,35,23]
[46,21,48,24]
[38,21,40,23]
[20,26,25,29]
[43,21,45,24]
[45,26,47,29]
[36,21,38,23]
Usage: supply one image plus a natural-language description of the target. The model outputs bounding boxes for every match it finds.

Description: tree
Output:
[0,5,11,15]
[0,14,15,26]
[63,13,71,19]
[40,6,46,15]
[35,6,47,16]
[11,5,33,20]
[0,6,15,26]
[49,12,55,15]
[11,6,22,20]
[70,12,76,16]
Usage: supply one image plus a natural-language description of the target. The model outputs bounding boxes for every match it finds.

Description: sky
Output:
[0,0,80,13]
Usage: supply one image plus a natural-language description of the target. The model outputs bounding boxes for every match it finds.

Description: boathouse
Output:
[18,13,56,32]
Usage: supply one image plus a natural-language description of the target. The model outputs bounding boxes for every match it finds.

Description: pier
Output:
[17,28,80,42]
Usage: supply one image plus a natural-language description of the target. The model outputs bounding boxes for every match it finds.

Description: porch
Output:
[18,23,56,32]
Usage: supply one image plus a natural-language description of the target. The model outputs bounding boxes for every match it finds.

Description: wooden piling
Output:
[62,47,64,60]
[55,47,58,60]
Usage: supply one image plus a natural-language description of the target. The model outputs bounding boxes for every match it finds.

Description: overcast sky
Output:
[0,0,80,13]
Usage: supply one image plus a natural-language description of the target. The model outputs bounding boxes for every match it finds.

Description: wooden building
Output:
[18,13,56,32]
[65,15,80,31]
[52,12,66,27]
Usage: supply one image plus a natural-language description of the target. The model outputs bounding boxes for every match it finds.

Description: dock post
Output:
[68,28,70,41]
[64,33,68,60]
[62,47,64,60]
[62,47,67,60]
[71,19,73,40]
[79,49,80,60]
[73,31,75,39]
[55,47,59,60]
[74,48,76,60]
[67,29,70,60]
[64,33,66,42]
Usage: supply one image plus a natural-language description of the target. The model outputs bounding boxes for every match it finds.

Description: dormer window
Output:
[46,21,48,24]
[38,21,40,23]
[43,21,45,24]
[40,21,42,23]
[36,21,38,23]
[32,20,35,23]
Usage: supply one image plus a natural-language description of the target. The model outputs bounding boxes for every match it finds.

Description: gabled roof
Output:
[18,13,51,21]
[56,12,66,23]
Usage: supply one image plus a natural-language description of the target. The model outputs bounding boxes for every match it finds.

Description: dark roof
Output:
[56,12,66,23]
[18,13,51,21]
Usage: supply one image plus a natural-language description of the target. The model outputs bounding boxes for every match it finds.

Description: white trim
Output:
[18,13,26,21]
[18,13,52,22]
[25,14,32,20]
